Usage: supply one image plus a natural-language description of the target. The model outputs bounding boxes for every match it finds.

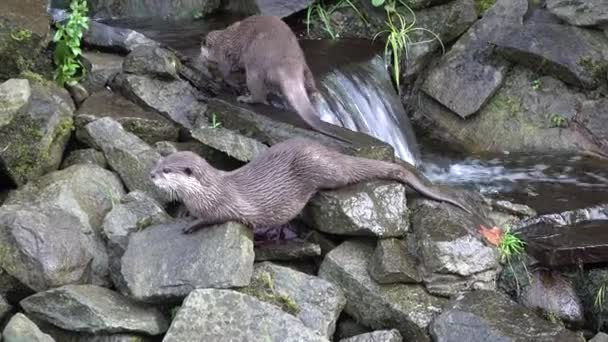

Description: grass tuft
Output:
[306,0,367,39]
[499,229,526,263]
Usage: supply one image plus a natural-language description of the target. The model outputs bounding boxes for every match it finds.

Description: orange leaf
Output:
[479,224,503,246]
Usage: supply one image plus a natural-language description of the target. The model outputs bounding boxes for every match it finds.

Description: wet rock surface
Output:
[224,0,313,18]
[123,45,180,80]
[88,0,221,20]
[61,149,108,169]
[81,51,124,93]
[307,181,409,238]
[163,288,329,341]
[0,295,11,320]
[190,125,269,162]
[368,238,421,284]
[119,220,254,303]
[20,284,169,335]
[546,0,608,27]
[2,313,55,342]
[84,21,158,53]
[319,240,446,341]
[255,241,322,261]
[339,329,403,342]
[430,290,583,341]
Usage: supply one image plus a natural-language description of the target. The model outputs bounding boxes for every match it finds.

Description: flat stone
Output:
[255,241,322,261]
[306,181,409,238]
[123,45,180,80]
[241,262,346,338]
[61,148,108,169]
[190,125,269,162]
[84,21,158,53]
[421,0,528,118]
[339,329,403,342]
[430,290,583,341]
[84,117,165,203]
[368,238,421,284]
[2,313,55,342]
[547,0,608,27]
[163,289,329,341]
[119,220,254,303]
[492,23,608,89]
[318,240,446,341]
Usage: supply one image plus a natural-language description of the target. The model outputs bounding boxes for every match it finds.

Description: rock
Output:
[318,240,447,341]
[190,125,269,163]
[81,51,124,92]
[83,21,158,54]
[578,98,608,154]
[112,73,204,129]
[0,79,74,186]
[490,199,537,218]
[368,238,421,284]
[0,0,51,79]
[412,66,602,155]
[89,0,221,20]
[410,193,499,296]
[516,203,608,228]
[521,270,584,326]
[334,315,371,340]
[20,285,168,335]
[590,332,608,342]
[1,164,125,290]
[2,313,55,342]
[546,0,608,27]
[255,241,322,261]
[430,290,583,341]
[84,117,165,203]
[153,139,243,170]
[163,289,329,341]
[403,0,478,79]
[339,329,403,342]
[306,181,409,238]
[123,45,180,80]
[119,220,254,303]
[101,191,170,290]
[241,262,346,338]
[77,90,180,145]
[61,148,108,169]
[224,0,313,18]
[421,0,528,118]
[573,268,608,331]
[0,295,11,321]
[492,23,608,89]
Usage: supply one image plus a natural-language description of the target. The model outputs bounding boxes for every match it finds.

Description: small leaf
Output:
[372,0,385,6]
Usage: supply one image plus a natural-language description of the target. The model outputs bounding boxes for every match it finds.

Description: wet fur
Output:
[150,138,472,233]
[201,15,350,143]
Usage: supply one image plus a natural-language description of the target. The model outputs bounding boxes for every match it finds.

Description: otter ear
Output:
[184,167,193,176]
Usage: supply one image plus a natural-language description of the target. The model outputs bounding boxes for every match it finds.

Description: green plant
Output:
[499,230,526,263]
[531,79,541,90]
[595,282,607,312]
[306,0,367,39]
[53,0,89,87]
[372,0,443,88]
[10,29,32,42]
[549,113,567,128]
[475,0,496,14]
[209,113,222,129]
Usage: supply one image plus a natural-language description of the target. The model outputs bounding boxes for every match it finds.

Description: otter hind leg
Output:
[237,70,269,105]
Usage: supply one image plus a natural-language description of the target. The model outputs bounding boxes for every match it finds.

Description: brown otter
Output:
[149,138,472,234]
[200,15,351,144]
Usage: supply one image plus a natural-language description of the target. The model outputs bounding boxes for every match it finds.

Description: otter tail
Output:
[279,70,352,144]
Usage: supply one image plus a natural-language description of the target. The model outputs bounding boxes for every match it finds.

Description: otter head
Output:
[149,151,215,202]
[200,21,242,64]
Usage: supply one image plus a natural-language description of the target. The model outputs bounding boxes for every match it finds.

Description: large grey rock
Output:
[579,98,608,154]
[492,23,608,89]
[368,238,421,284]
[163,289,329,341]
[335,315,371,340]
[81,51,124,93]
[339,330,403,342]
[410,194,499,296]
[153,139,243,170]
[119,221,254,303]
[102,191,170,290]
[1,164,125,290]
[113,73,204,129]
[306,181,409,238]
[241,262,346,338]
[319,240,446,342]
[123,45,180,80]
[573,268,608,332]
[84,21,158,53]
[546,0,608,27]
[255,241,322,261]
[84,117,165,203]
[0,295,11,321]
[89,0,221,20]
[190,125,269,163]
[20,285,168,335]
[61,149,108,169]
[430,290,583,341]
[2,313,55,342]
[224,0,313,18]
[590,332,608,342]
[77,90,179,145]
[0,79,74,186]
[421,0,528,118]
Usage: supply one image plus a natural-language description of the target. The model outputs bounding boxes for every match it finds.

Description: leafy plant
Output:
[306,0,367,39]
[498,230,526,263]
[595,282,607,312]
[10,29,32,42]
[372,0,443,88]
[209,113,222,129]
[531,79,541,90]
[53,0,89,87]
[549,113,568,128]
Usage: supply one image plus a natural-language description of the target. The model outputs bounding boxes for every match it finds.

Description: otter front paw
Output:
[237,95,255,104]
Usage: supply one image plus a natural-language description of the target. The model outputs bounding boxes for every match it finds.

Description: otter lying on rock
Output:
[150,138,472,234]
[200,15,351,143]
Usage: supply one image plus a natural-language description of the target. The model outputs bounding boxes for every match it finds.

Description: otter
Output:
[149,138,472,234]
[200,15,351,144]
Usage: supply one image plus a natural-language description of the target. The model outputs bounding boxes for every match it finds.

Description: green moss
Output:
[10,29,32,42]
[239,271,300,315]
[577,56,608,81]
[475,0,496,14]
[19,70,45,83]
[488,94,522,118]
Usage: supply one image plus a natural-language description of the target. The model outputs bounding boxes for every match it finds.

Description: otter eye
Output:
[162,168,170,174]
[184,167,192,176]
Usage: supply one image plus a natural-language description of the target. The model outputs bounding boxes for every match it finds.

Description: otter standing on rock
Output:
[150,138,472,234]
[200,15,351,143]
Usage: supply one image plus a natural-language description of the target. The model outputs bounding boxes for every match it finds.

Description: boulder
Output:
[306,181,409,238]
[430,290,583,341]
[2,313,55,342]
[319,240,447,341]
[339,329,403,342]
[254,241,322,261]
[573,268,608,332]
[61,148,108,169]
[590,332,608,342]
[578,98,608,154]
[241,262,346,338]
[20,285,168,335]
[153,139,243,170]
[190,125,269,163]
[421,0,528,118]
[163,289,329,341]
[88,0,221,20]
[119,221,254,303]
[368,238,421,284]
[83,21,158,53]
[81,51,124,93]
[0,79,74,186]
[546,0,608,27]
[0,295,11,321]
[224,0,313,18]
[123,45,180,80]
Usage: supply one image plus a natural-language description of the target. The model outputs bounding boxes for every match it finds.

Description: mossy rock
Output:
[0,17,51,81]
